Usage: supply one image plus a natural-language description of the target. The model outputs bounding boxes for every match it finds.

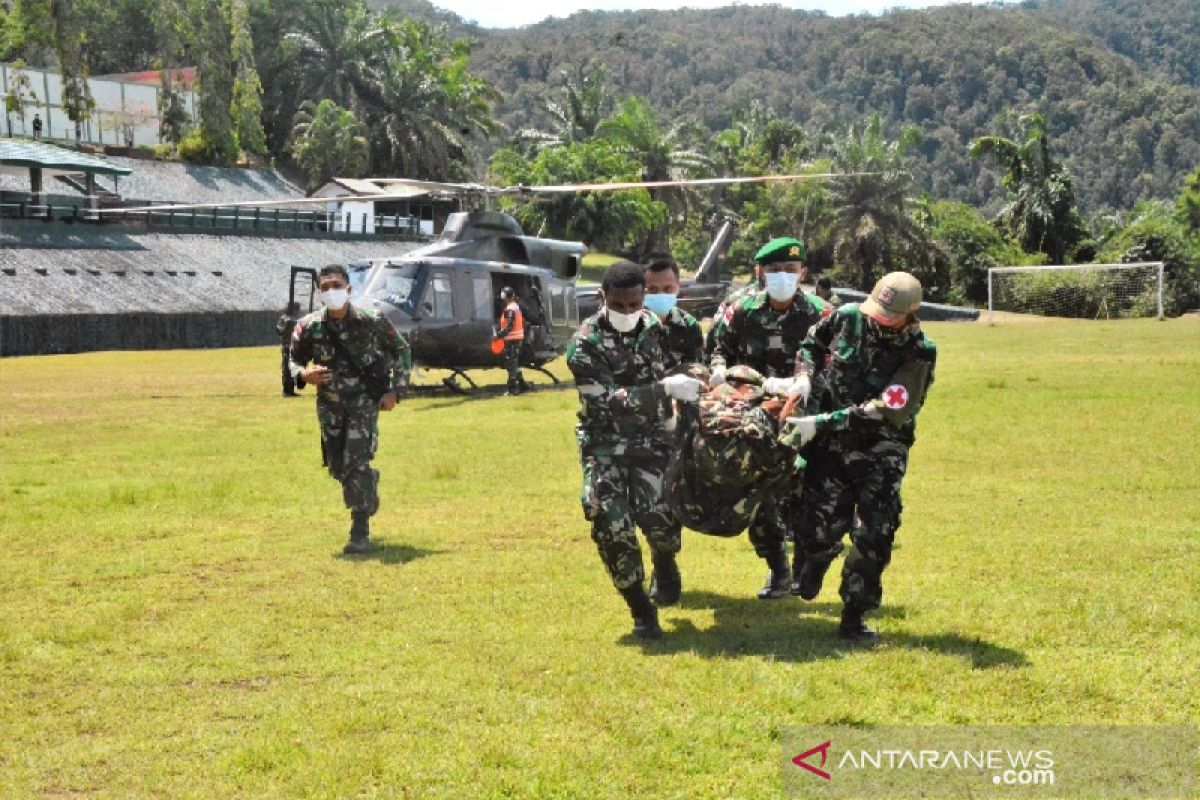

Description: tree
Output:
[281,0,384,113]
[596,95,711,256]
[354,20,498,180]
[289,99,368,191]
[969,112,1088,264]
[53,0,96,143]
[228,0,265,157]
[191,0,236,165]
[924,199,1030,305]
[826,114,939,292]
[1097,199,1198,317]
[3,60,38,138]
[489,139,667,252]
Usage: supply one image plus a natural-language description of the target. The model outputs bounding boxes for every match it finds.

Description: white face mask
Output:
[606,307,641,333]
[320,288,349,310]
[764,272,799,302]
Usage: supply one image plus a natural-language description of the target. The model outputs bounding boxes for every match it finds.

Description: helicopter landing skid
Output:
[526,365,561,385]
[441,370,479,394]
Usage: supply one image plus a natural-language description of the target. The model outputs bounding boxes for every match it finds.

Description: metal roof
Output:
[0,139,133,176]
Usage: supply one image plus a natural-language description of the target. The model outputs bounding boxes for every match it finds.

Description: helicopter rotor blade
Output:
[93,192,410,215]
[517,172,884,194]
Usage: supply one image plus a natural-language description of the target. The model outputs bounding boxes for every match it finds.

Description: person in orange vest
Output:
[496,287,532,395]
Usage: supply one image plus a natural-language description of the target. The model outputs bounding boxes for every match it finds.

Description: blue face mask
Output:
[643,293,677,316]
[764,271,799,302]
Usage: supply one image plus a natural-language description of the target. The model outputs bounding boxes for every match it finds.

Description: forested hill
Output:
[386,0,1200,216]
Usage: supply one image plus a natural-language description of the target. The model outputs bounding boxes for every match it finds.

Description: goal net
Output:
[987,262,1164,321]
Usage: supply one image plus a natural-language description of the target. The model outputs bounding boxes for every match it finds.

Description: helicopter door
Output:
[289,266,318,313]
[414,268,458,364]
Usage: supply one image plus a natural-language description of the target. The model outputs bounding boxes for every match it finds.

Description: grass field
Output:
[1,318,1198,798]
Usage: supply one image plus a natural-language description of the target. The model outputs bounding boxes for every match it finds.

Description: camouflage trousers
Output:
[748,479,801,562]
[502,340,528,391]
[579,450,679,590]
[793,437,909,611]
[317,394,381,516]
[281,346,296,394]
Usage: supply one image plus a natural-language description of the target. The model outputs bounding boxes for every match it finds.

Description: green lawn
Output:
[1,318,1198,798]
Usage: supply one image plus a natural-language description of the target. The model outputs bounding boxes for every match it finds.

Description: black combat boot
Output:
[756,551,791,600]
[342,511,373,555]
[792,558,834,600]
[619,584,663,639]
[648,550,682,607]
[838,605,878,644]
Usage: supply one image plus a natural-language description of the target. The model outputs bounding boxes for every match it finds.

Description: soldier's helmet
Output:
[860,272,922,326]
[500,286,516,299]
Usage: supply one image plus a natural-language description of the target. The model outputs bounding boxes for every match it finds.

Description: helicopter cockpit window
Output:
[364,262,422,313]
[428,272,454,319]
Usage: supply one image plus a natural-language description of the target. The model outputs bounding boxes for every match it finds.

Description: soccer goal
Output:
[987,262,1165,322]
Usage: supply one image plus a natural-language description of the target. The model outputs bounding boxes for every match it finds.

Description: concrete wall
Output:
[1,63,198,147]
[0,221,422,356]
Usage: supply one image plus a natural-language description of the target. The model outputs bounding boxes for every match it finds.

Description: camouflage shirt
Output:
[289,304,412,401]
[708,289,829,377]
[794,303,937,446]
[567,310,671,457]
[658,305,705,372]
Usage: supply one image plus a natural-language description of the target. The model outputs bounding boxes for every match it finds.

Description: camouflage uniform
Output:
[659,305,705,372]
[567,310,676,590]
[703,277,761,359]
[783,303,937,612]
[707,289,829,562]
[666,366,791,536]
[289,304,412,516]
[276,312,302,395]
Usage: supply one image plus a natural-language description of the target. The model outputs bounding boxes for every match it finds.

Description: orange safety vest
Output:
[502,301,524,341]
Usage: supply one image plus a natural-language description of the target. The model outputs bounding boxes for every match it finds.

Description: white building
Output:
[311,177,441,236]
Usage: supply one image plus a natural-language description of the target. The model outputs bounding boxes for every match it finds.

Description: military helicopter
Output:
[105,173,866,392]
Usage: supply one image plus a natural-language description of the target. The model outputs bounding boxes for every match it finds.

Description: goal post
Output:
[987,262,1165,323]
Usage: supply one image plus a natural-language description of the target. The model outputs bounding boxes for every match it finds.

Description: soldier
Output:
[567,260,704,639]
[276,302,304,396]
[495,286,531,395]
[815,276,843,307]
[31,113,42,141]
[289,264,412,554]
[708,236,829,599]
[640,256,704,605]
[784,271,937,642]
[642,256,704,371]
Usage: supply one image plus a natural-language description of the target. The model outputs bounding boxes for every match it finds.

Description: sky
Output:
[432,0,1009,29]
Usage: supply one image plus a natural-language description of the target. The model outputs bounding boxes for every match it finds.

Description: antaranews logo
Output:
[792,740,833,781]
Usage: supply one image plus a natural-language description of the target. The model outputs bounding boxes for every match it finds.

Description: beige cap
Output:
[860,271,922,325]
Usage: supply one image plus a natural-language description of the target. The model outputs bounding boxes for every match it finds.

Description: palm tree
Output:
[354,20,498,180]
[969,113,1087,263]
[596,96,712,255]
[289,99,369,190]
[827,114,939,291]
[282,0,387,112]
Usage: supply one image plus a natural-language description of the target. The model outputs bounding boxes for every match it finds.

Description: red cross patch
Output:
[292,322,303,341]
[883,384,908,409]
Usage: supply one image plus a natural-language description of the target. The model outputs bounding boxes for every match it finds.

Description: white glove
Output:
[785,415,819,446]
[661,374,704,403]
[761,376,791,395]
[790,374,811,401]
[708,365,726,387]
[862,400,883,421]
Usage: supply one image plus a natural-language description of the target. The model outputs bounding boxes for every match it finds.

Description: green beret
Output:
[754,236,807,264]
